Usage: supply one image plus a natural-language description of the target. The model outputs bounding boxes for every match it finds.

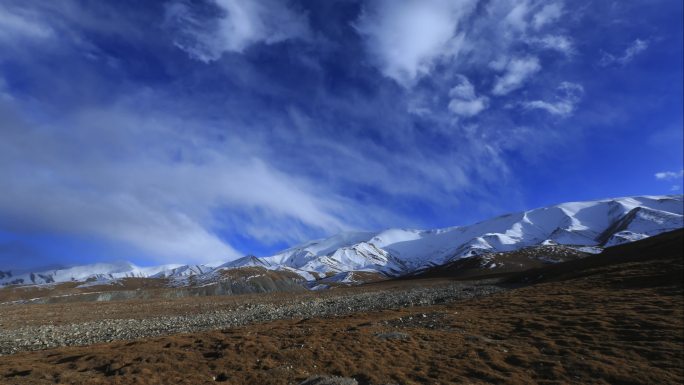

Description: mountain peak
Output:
[2,195,681,287]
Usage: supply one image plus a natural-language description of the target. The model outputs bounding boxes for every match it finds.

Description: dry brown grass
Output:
[1,231,682,384]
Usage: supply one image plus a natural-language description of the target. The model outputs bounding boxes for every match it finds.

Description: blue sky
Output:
[0,0,682,269]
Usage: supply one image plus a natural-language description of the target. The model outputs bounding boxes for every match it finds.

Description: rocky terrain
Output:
[0,230,681,384]
[0,279,503,355]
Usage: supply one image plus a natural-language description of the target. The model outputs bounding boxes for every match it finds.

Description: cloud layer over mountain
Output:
[0,0,681,267]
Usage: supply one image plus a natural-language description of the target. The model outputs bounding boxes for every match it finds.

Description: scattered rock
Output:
[300,375,359,385]
[375,332,410,341]
[0,281,503,355]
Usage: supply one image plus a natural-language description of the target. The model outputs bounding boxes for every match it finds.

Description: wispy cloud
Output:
[0,94,362,263]
[166,0,310,62]
[1,0,671,269]
[655,170,684,181]
[655,169,684,193]
[530,34,575,56]
[448,75,489,117]
[522,82,584,117]
[532,2,564,30]
[492,56,541,95]
[353,0,572,91]
[0,0,574,265]
[599,38,649,67]
[0,4,54,41]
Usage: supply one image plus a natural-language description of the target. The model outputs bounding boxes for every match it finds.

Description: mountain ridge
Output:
[2,194,682,287]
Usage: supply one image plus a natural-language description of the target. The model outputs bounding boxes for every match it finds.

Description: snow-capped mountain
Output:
[149,264,215,279]
[2,195,682,287]
[224,195,683,278]
[0,261,201,286]
[216,233,409,280]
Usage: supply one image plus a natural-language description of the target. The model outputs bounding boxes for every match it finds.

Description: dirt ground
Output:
[1,232,682,385]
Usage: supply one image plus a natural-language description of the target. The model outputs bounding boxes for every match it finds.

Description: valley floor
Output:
[1,231,683,385]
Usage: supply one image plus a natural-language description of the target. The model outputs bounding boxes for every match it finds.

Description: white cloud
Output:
[599,39,649,67]
[0,4,54,41]
[504,1,531,32]
[167,0,310,62]
[623,39,649,62]
[492,56,541,95]
[655,170,684,181]
[531,34,574,55]
[354,0,477,87]
[0,0,591,267]
[448,76,477,100]
[523,100,568,115]
[448,75,489,117]
[532,3,563,30]
[502,1,564,33]
[354,0,576,123]
[0,98,356,264]
[449,98,488,117]
[522,81,583,117]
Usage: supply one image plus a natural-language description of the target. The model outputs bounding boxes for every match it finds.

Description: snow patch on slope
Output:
[226,195,683,279]
[2,195,682,286]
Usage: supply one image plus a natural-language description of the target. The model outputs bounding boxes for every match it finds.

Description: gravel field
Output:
[0,280,504,355]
